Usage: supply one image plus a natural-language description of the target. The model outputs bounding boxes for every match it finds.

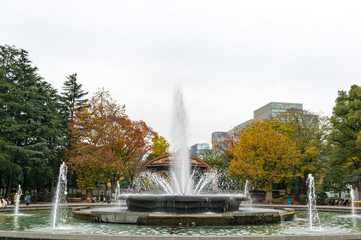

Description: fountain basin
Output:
[119,194,248,213]
[73,206,295,226]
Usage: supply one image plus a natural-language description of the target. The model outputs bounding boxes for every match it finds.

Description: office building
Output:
[190,143,210,156]
[254,102,303,121]
[211,131,228,149]
[228,119,253,135]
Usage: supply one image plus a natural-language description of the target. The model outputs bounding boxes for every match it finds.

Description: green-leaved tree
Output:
[329,85,361,196]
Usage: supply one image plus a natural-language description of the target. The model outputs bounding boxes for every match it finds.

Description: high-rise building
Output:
[228,119,253,135]
[190,143,210,156]
[254,102,303,121]
[211,131,228,149]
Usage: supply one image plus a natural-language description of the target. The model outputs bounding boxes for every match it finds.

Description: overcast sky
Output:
[1,1,361,146]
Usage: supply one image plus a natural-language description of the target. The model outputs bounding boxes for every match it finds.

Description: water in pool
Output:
[0,210,360,236]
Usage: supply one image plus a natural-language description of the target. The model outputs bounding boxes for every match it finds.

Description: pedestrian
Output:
[107,193,111,204]
[0,197,7,207]
[25,194,31,206]
[14,193,18,203]
[100,192,104,203]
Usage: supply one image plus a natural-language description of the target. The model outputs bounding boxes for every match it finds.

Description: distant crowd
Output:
[328,198,350,206]
[92,192,112,204]
[0,193,31,207]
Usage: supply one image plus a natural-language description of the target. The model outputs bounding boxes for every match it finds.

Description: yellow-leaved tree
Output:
[151,133,170,156]
[228,120,300,203]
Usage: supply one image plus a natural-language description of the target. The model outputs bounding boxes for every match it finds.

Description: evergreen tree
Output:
[0,45,63,198]
[329,85,361,196]
[59,73,88,123]
[59,74,88,177]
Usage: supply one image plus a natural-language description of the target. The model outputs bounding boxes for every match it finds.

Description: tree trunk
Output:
[6,173,13,198]
[265,182,273,204]
[0,171,3,193]
[36,185,41,202]
[300,176,307,195]
[23,169,28,195]
[86,189,92,202]
[356,183,361,201]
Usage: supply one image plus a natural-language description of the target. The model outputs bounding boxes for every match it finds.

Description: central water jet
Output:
[170,87,192,195]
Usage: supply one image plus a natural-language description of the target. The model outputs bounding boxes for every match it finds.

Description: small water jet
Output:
[306,173,322,231]
[115,181,121,206]
[350,185,356,216]
[14,185,22,216]
[243,180,252,208]
[51,162,68,229]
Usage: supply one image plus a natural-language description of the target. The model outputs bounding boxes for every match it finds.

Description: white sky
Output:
[1,1,361,146]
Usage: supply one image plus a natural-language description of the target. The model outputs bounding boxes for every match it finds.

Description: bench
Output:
[67,197,82,202]
[353,201,361,207]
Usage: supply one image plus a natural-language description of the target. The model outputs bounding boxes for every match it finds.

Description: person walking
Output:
[0,197,7,207]
[100,192,104,203]
[25,194,31,206]
[107,193,111,204]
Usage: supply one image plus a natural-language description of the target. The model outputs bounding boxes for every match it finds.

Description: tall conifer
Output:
[0,45,63,197]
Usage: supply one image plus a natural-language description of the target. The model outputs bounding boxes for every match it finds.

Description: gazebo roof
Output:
[143,153,211,170]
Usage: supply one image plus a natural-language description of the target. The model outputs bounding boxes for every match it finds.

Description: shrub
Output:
[316,191,328,205]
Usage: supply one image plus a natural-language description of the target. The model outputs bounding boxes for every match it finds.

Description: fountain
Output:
[51,162,68,228]
[73,88,295,226]
[117,88,248,215]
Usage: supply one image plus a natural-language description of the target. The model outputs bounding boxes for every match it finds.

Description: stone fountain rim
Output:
[119,193,248,201]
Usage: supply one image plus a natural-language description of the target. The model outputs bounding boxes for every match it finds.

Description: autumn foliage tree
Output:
[146,133,170,161]
[68,89,154,197]
[228,120,300,203]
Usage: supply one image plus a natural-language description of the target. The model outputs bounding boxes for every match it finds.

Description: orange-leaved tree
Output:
[68,89,154,197]
[228,120,300,203]
[113,118,155,185]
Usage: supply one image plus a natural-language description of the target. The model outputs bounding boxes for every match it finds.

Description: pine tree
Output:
[59,74,88,170]
[0,45,63,197]
[60,73,88,123]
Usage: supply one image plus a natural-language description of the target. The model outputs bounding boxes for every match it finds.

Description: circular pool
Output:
[1,208,361,237]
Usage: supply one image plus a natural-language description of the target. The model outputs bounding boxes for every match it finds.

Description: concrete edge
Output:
[0,231,360,240]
